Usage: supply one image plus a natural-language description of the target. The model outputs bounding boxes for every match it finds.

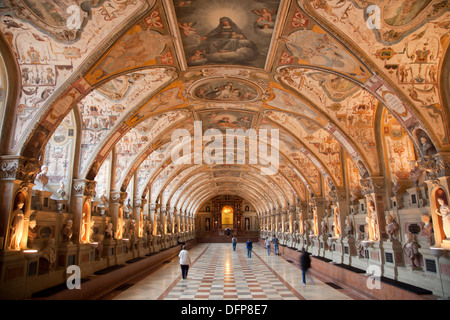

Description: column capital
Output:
[72,179,96,198]
[133,197,147,208]
[110,190,127,204]
[0,155,39,183]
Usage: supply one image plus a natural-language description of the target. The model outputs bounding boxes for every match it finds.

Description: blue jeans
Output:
[274,244,279,255]
[232,243,236,251]
[247,249,252,258]
[266,245,270,255]
[302,269,306,284]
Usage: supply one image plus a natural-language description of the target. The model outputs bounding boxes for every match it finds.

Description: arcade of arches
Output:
[0,0,449,300]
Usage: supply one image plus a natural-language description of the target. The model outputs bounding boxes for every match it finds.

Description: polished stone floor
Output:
[105,243,359,300]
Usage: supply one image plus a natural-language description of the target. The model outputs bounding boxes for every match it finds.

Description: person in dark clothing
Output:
[246,239,253,258]
[300,248,313,285]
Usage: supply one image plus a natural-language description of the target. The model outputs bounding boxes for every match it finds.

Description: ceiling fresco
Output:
[0,0,448,216]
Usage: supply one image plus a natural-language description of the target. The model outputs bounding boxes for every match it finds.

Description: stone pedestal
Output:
[406,187,426,208]
[332,238,344,264]
[318,235,329,257]
[77,243,95,277]
[382,240,405,278]
[114,239,126,265]
[390,196,403,210]
[57,242,78,270]
[102,238,117,266]
[342,237,357,265]
[32,190,53,211]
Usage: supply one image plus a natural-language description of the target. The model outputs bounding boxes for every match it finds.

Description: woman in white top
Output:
[178,245,192,279]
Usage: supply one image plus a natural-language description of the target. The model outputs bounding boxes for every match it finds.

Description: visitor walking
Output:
[265,237,271,255]
[300,248,313,285]
[232,236,237,252]
[246,239,253,258]
[178,245,192,280]
[272,234,279,255]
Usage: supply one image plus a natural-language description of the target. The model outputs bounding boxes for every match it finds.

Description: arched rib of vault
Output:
[300,0,444,152]
[263,112,348,187]
[121,117,195,194]
[190,188,265,215]
[83,88,190,181]
[181,182,217,212]
[0,33,20,155]
[174,169,279,213]
[258,124,323,194]
[166,166,275,211]
[123,120,197,198]
[161,165,202,207]
[212,175,279,209]
[143,134,307,208]
[273,67,380,174]
[178,172,277,213]
[114,110,190,189]
[3,1,153,155]
[188,188,264,216]
[173,172,213,210]
[243,168,290,207]
[192,191,264,217]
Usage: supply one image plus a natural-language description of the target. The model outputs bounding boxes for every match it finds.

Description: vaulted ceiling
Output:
[0,0,449,215]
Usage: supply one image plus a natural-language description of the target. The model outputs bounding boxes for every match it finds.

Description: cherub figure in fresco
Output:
[252,8,274,23]
[178,22,199,37]
[187,49,205,63]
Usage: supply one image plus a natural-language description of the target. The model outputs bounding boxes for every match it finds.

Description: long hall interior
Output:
[0,0,449,300]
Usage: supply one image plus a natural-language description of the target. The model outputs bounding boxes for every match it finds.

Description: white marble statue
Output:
[35,165,49,191]
[435,197,450,240]
[9,202,25,250]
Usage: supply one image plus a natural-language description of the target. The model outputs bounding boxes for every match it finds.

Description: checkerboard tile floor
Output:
[163,244,301,300]
[110,242,355,300]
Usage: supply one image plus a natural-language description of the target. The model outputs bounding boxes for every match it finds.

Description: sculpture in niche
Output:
[95,234,104,260]
[421,214,434,245]
[62,219,73,243]
[35,165,49,191]
[419,136,437,157]
[99,189,108,207]
[391,176,401,195]
[105,222,113,239]
[409,160,422,187]
[344,217,353,238]
[313,207,319,236]
[9,201,25,250]
[27,219,38,248]
[385,213,399,241]
[435,197,450,240]
[41,238,57,270]
[366,202,379,241]
[355,231,365,258]
[56,180,66,200]
[321,219,328,236]
[403,233,421,269]
[333,206,341,238]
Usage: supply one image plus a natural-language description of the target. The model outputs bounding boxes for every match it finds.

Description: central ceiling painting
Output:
[174,0,280,68]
